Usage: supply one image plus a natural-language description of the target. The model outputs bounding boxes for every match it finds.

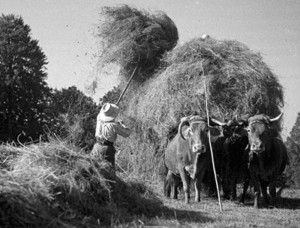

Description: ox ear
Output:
[238,120,248,128]
[270,112,283,122]
[179,116,191,140]
[210,117,226,127]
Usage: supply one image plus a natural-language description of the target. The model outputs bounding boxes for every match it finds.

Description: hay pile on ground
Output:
[0,140,163,227]
[117,37,284,179]
[97,4,178,83]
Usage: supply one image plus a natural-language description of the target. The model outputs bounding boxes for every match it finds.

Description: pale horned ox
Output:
[164,115,225,204]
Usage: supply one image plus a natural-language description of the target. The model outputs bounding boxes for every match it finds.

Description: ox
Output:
[164,115,225,203]
[221,118,250,201]
[246,113,288,208]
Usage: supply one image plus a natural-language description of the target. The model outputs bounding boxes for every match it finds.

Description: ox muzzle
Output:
[192,143,206,154]
[250,140,265,152]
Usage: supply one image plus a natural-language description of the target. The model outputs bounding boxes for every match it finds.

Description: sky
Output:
[1,0,300,138]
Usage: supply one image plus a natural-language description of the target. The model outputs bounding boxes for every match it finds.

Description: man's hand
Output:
[96,136,105,144]
[117,120,124,125]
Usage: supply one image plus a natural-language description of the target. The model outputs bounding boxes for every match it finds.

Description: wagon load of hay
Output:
[129,37,283,134]
[97,4,178,83]
[118,37,284,179]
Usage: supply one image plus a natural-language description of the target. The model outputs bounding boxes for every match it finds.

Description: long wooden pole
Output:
[202,63,223,212]
[116,65,139,105]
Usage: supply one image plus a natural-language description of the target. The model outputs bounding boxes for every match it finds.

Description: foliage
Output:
[0,14,50,143]
[97,4,178,83]
[285,112,300,188]
[46,86,99,150]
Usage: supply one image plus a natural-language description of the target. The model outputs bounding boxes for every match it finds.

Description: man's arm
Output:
[115,121,131,138]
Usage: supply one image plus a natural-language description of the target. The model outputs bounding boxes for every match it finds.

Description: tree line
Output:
[0,14,121,149]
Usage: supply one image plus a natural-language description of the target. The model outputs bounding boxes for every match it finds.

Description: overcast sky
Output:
[1,0,300,137]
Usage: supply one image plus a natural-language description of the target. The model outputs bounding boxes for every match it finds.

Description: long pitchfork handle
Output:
[116,65,139,105]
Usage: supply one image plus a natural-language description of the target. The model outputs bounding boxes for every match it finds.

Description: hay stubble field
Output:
[137,185,300,228]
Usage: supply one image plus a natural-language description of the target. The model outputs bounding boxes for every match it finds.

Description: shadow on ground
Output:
[159,206,214,223]
[232,193,300,209]
[276,197,300,209]
[101,180,215,227]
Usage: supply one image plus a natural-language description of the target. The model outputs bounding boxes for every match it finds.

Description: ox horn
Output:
[270,112,283,122]
[210,118,226,126]
[179,116,191,140]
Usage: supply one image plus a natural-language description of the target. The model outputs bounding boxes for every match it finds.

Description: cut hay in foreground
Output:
[0,140,163,227]
[118,37,284,179]
[97,4,178,83]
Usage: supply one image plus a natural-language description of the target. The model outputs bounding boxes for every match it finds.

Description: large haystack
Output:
[117,37,284,179]
[97,4,178,83]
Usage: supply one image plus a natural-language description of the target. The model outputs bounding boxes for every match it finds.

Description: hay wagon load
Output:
[118,37,284,179]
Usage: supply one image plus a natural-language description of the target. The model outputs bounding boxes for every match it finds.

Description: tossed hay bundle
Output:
[118,37,284,179]
[97,4,178,83]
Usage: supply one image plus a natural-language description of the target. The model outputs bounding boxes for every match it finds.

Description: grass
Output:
[134,185,300,228]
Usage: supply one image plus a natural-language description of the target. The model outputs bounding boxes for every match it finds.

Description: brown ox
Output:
[164,115,225,203]
[246,113,288,208]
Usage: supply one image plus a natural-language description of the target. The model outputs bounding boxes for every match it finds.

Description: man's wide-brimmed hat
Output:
[99,103,119,122]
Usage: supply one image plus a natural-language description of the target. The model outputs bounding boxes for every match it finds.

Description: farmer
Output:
[91,103,131,168]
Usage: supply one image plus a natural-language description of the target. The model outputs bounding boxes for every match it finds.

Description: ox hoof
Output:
[237,200,245,206]
[267,205,275,209]
[185,199,190,204]
[235,201,245,207]
[195,198,201,203]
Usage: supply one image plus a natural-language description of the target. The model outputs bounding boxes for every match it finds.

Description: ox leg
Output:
[253,190,260,209]
[228,176,237,201]
[222,175,230,200]
[179,168,190,204]
[250,170,260,208]
[239,178,249,204]
[222,164,232,200]
[269,182,277,207]
[194,179,200,202]
[164,171,172,198]
[231,182,237,201]
[260,180,269,208]
[194,161,209,202]
[173,184,178,199]
[173,174,182,200]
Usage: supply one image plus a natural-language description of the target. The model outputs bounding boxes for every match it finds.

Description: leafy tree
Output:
[0,14,50,143]
[285,112,300,188]
[46,86,99,150]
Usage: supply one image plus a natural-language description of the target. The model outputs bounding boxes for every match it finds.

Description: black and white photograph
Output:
[1,0,300,227]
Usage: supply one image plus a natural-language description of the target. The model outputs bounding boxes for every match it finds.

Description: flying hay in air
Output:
[97,4,178,83]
